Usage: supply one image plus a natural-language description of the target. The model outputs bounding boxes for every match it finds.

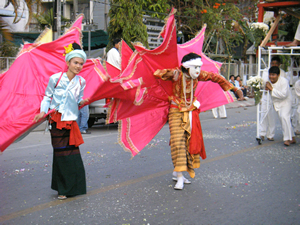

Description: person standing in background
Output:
[106,38,121,70]
[77,105,91,134]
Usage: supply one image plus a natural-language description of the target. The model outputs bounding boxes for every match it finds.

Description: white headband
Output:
[182,58,203,69]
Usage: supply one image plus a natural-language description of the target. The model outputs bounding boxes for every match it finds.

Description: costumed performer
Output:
[154,53,242,190]
[33,42,89,200]
[265,66,296,146]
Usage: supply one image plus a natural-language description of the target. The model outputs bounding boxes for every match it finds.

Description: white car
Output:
[88,98,111,127]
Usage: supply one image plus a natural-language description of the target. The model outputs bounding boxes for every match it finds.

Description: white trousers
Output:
[212,105,227,118]
[260,98,276,139]
[291,88,300,132]
[276,106,294,141]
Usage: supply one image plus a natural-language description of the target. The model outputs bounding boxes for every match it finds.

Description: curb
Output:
[226,98,255,109]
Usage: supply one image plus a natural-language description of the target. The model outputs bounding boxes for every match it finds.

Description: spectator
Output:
[286,21,300,47]
[229,74,235,86]
[230,75,244,101]
[212,73,227,119]
[77,105,91,134]
[106,38,121,70]
[212,105,227,119]
[238,79,248,98]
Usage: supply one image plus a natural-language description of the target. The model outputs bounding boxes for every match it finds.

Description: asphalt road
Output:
[0,105,299,225]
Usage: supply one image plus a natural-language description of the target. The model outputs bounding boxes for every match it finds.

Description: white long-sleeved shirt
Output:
[106,47,121,70]
[271,76,292,111]
[40,72,86,121]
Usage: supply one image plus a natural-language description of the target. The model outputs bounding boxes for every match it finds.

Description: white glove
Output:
[193,100,200,109]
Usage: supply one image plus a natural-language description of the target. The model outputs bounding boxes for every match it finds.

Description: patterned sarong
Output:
[169,107,200,178]
[50,122,86,196]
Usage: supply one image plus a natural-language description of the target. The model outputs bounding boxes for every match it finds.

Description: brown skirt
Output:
[169,108,200,178]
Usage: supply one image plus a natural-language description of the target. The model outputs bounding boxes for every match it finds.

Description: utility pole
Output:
[57,0,61,39]
[73,0,78,20]
[53,0,61,40]
[104,0,108,31]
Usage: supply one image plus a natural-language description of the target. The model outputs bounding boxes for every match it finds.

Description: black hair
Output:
[72,42,82,50]
[181,53,201,74]
[235,75,240,80]
[113,38,121,46]
[271,56,281,64]
[269,66,280,75]
[229,75,235,79]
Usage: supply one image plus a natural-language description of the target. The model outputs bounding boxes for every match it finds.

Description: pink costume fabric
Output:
[0,16,142,152]
[106,9,234,157]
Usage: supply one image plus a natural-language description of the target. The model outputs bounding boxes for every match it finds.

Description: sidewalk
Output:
[226,97,255,109]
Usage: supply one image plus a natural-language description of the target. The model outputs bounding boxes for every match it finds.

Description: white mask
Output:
[189,66,201,79]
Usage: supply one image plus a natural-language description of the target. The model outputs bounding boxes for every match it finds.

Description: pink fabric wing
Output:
[0,21,83,152]
[118,106,169,156]
[120,40,133,72]
[105,61,121,78]
[0,16,139,152]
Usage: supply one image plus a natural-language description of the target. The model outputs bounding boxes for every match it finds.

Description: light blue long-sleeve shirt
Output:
[40,72,86,121]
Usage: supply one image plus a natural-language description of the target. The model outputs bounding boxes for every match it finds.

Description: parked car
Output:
[88,98,112,127]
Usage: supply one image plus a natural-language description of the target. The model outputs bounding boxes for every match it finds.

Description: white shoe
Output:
[172,171,191,184]
[174,176,184,190]
[172,177,191,184]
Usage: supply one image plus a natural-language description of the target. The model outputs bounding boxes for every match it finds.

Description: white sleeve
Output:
[77,77,86,104]
[271,79,289,100]
[40,76,56,113]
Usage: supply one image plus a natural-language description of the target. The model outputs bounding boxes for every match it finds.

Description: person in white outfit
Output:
[212,73,227,119]
[212,105,227,119]
[260,57,288,141]
[106,38,121,70]
[265,66,296,146]
[260,69,276,141]
[270,56,288,80]
[293,79,300,134]
[286,21,300,47]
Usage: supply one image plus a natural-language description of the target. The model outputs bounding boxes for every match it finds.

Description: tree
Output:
[168,0,253,60]
[34,8,71,31]
[107,0,169,50]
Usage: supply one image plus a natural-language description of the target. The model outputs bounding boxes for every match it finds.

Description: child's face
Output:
[67,57,84,75]
[269,72,279,84]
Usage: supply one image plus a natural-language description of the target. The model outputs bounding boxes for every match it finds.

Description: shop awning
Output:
[7,29,109,50]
